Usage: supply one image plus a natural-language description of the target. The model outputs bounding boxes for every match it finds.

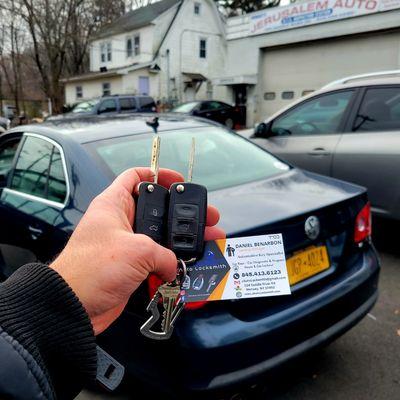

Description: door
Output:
[258,90,355,176]
[233,84,247,126]
[260,32,400,118]
[0,134,68,277]
[139,76,150,96]
[332,86,400,219]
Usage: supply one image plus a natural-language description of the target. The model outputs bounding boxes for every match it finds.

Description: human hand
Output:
[50,168,225,335]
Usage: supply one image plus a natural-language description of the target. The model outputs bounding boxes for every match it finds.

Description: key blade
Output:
[188,137,195,183]
[150,136,161,184]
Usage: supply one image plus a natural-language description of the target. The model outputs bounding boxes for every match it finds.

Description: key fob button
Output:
[145,204,165,219]
[173,218,198,233]
[173,235,196,249]
[174,204,199,218]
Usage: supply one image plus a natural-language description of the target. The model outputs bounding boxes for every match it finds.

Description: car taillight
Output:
[354,202,372,243]
[148,275,207,310]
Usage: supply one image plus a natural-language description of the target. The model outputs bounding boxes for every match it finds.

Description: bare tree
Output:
[0,0,125,114]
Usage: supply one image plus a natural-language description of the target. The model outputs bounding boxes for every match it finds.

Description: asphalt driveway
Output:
[77,217,400,400]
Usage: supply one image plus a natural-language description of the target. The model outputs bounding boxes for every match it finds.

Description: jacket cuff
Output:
[0,263,97,391]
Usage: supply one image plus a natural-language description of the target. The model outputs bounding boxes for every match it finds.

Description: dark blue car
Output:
[0,115,379,396]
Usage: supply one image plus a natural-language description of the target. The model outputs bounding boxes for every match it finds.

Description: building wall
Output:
[122,70,160,99]
[65,76,123,104]
[90,25,155,72]
[223,7,400,126]
[156,0,228,104]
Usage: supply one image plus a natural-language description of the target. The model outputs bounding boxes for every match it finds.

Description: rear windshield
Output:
[172,102,199,113]
[86,127,290,191]
[72,99,99,113]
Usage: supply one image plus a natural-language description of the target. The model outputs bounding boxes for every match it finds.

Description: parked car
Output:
[172,100,241,129]
[252,70,400,221]
[0,117,10,132]
[0,115,379,396]
[47,95,156,120]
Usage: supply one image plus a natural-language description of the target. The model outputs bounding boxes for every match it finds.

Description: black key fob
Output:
[135,182,169,244]
[167,182,207,259]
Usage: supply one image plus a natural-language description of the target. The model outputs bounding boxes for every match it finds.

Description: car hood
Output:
[209,169,366,236]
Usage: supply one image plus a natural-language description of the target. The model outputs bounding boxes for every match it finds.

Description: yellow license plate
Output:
[286,246,330,286]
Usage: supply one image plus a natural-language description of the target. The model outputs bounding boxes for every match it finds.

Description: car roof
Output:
[319,77,400,92]
[8,114,219,144]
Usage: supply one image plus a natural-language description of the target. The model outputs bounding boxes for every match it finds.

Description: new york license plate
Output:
[286,245,330,286]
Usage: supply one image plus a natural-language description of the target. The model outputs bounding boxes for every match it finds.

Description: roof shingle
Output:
[93,0,181,40]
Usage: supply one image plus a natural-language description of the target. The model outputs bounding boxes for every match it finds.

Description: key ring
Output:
[177,259,187,286]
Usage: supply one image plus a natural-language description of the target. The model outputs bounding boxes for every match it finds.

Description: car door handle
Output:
[308,148,330,156]
[28,226,43,240]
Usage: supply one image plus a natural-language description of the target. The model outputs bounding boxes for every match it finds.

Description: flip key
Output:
[167,138,207,260]
[135,136,168,244]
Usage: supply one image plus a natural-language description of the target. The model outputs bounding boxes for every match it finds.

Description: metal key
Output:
[135,136,169,244]
[167,138,208,260]
[140,261,186,340]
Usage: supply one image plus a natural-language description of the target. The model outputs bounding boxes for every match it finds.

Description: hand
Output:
[50,168,225,335]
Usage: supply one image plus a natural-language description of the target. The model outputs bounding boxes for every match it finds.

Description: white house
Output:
[63,0,227,106]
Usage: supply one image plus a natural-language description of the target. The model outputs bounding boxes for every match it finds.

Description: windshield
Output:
[86,127,290,191]
[172,102,199,113]
[72,99,100,113]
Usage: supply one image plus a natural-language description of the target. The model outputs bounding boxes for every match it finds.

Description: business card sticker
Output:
[182,234,291,303]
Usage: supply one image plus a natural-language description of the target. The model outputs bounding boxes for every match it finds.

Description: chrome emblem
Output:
[305,216,320,240]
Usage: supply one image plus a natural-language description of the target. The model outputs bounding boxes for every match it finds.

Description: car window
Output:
[172,102,199,113]
[353,87,400,132]
[271,91,354,136]
[138,97,155,111]
[47,147,67,203]
[10,135,67,204]
[200,102,212,111]
[0,138,21,178]
[10,136,52,198]
[120,98,136,111]
[86,127,291,192]
[72,99,100,113]
[98,99,117,113]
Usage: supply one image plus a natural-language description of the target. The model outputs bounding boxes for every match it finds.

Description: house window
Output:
[100,44,106,63]
[282,91,294,100]
[76,86,83,99]
[134,35,140,56]
[264,92,276,101]
[126,38,133,58]
[107,42,112,62]
[194,2,201,14]
[199,39,207,59]
[100,42,112,63]
[102,82,111,96]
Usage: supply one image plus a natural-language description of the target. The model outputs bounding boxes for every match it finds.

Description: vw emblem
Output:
[305,216,320,240]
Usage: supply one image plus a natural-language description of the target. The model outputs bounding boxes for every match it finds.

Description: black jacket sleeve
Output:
[0,263,97,399]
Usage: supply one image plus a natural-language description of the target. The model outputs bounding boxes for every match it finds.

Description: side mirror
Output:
[252,122,272,139]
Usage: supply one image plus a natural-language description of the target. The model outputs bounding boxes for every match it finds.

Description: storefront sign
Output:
[249,0,400,36]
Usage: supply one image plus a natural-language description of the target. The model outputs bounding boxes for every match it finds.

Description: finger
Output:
[205,226,226,241]
[206,205,220,227]
[132,168,185,195]
[151,243,178,282]
[158,169,185,189]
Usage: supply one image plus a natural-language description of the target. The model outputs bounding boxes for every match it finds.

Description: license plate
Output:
[286,245,330,286]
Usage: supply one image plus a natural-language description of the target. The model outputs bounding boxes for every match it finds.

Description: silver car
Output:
[252,71,400,220]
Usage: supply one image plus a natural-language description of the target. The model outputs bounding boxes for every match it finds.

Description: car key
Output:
[167,138,207,260]
[140,261,186,340]
[134,136,169,244]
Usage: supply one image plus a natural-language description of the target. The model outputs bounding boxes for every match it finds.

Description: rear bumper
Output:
[98,245,379,394]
